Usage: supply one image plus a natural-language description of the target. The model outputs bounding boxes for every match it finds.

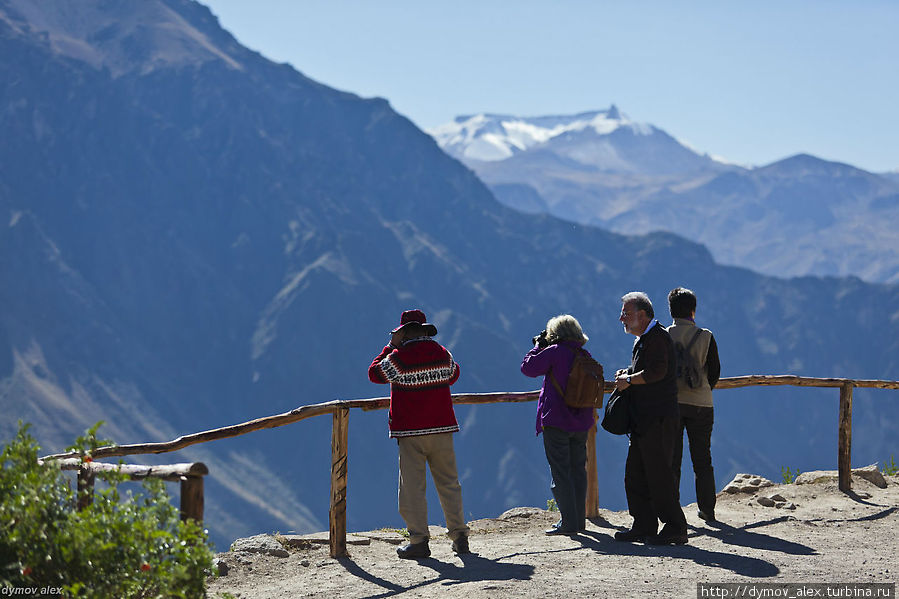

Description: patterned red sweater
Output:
[368,337,461,437]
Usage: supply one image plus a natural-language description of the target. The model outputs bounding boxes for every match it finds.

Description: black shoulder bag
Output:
[601,386,633,435]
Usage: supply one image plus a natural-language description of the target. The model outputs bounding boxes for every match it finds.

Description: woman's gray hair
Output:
[621,291,654,319]
[545,314,589,345]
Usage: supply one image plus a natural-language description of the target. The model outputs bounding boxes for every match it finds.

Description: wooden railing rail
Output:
[39,393,543,461]
[40,458,209,524]
[38,375,899,557]
[714,375,899,390]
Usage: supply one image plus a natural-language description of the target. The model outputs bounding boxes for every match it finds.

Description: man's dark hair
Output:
[621,291,654,319]
[668,287,697,319]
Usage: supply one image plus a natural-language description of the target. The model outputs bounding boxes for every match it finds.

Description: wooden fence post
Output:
[180,476,205,524]
[329,408,349,558]
[585,413,599,518]
[838,382,854,492]
[76,466,95,510]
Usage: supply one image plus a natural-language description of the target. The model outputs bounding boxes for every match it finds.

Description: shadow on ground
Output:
[575,530,781,578]
[338,552,535,599]
[693,516,816,556]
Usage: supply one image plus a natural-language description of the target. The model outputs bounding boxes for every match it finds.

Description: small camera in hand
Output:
[532,330,549,348]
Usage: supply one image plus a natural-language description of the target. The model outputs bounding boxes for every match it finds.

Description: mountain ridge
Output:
[1,0,246,75]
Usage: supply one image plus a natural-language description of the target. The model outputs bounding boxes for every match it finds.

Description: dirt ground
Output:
[207,475,898,598]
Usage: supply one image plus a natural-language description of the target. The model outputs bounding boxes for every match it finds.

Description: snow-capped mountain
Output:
[429,107,641,161]
[430,108,899,284]
[428,106,726,176]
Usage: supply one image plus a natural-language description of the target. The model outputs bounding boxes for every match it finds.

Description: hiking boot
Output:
[452,535,470,554]
[648,526,688,545]
[697,510,716,523]
[613,528,649,543]
[396,541,430,559]
[544,523,577,536]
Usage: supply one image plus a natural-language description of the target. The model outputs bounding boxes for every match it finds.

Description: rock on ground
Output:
[794,464,887,489]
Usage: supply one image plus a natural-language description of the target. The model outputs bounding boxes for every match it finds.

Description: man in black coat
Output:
[614,291,689,545]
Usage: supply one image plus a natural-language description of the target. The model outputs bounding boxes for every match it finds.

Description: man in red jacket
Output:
[368,309,470,559]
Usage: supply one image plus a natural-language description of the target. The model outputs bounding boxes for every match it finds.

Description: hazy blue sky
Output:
[203,1,898,172]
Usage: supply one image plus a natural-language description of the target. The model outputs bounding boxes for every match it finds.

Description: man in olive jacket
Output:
[614,292,689,545]
[667,287,721,523]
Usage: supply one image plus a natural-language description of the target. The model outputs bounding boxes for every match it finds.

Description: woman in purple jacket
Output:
[521,314,596,535]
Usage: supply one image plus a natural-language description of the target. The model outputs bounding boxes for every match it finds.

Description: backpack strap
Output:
[547,344,580,397]
[685,328,703,351]
[548,369,565,397]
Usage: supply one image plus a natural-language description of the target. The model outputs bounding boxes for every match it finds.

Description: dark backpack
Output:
[674,328,704,389]
[549,347,605,410]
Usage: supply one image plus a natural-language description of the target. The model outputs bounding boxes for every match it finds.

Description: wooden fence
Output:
[40,375,899,558]
[40,458,209,523]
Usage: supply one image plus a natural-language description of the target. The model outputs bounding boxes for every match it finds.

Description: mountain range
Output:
[2,0,898,550]
[430,111,899,284]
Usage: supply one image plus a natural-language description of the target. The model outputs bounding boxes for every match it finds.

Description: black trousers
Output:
[674,403,716,517]
[624,412,688,534]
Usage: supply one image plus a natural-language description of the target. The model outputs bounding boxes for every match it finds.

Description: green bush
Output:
[0,422,213,597]
[882,455,898,476]
[781,465,801,484]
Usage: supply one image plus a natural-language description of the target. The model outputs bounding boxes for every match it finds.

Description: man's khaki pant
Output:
[397,433,469,544]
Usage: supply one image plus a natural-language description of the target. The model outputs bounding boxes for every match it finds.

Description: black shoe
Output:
[648,528,688,545]
[613,529,649,543]
[544,524,577,536]
[697,510,716,523]
[396,541,430,559]
[452,535,470,554]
